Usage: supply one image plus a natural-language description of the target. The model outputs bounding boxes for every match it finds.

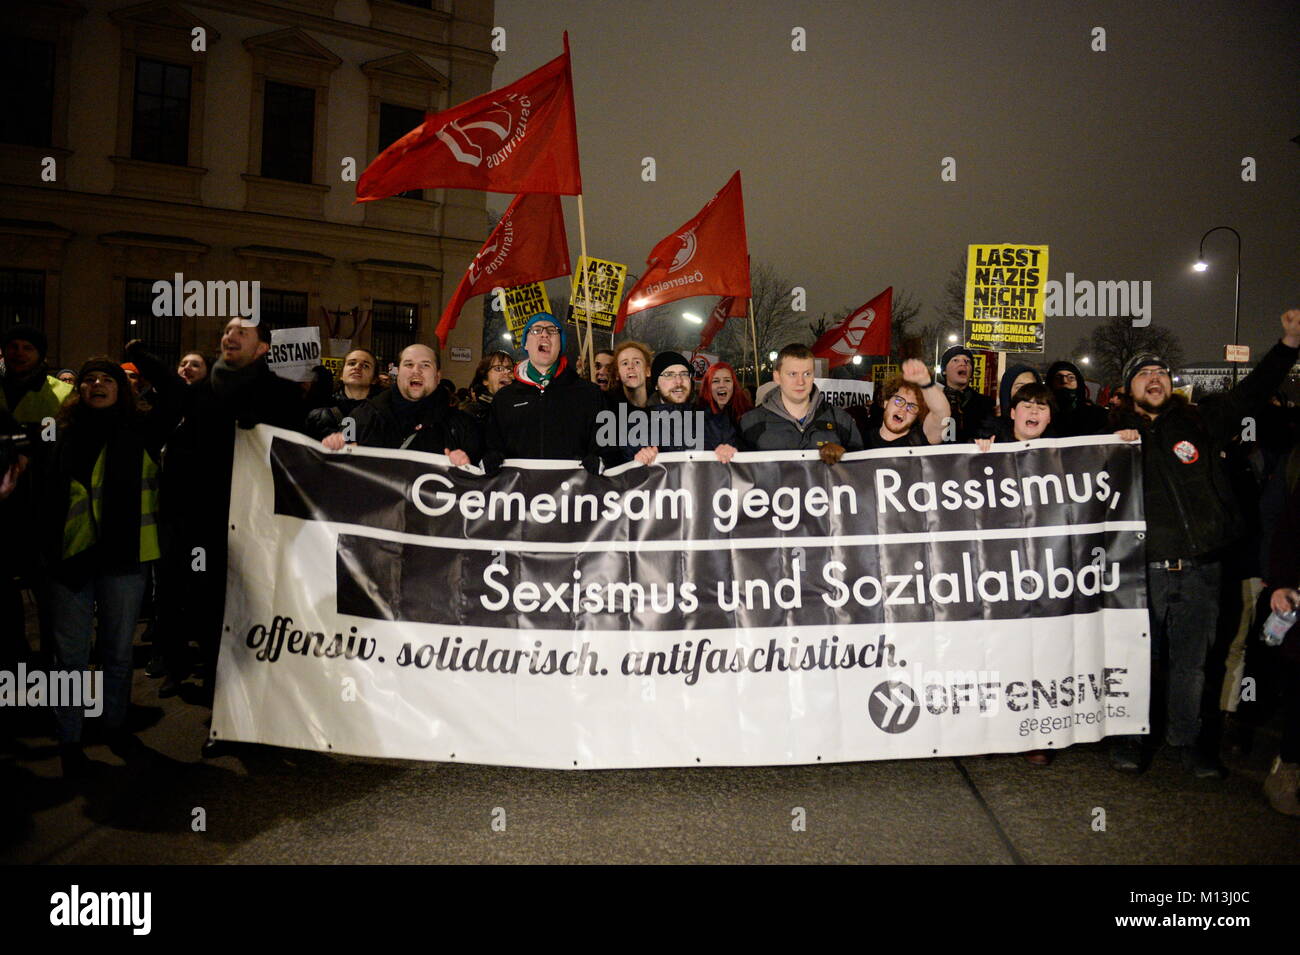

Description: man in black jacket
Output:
[1046,359,1110,437]
[154,317,307,713]
[321,344,480,463]
[483,313,612,474]
[939,344,994,443]
[1109,308,1300,778]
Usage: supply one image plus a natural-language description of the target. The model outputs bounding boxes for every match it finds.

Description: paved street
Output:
[3,643,1297,865]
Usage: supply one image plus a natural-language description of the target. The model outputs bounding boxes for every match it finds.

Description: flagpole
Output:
[747,298,761,393]
[576,193,594,376]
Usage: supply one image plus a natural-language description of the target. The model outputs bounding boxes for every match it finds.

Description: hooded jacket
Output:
[1045,359,1110,437]
[738,384,864,452]
[1115,340,1299,561]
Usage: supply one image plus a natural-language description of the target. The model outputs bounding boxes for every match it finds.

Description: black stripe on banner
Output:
[335,531,1147,630]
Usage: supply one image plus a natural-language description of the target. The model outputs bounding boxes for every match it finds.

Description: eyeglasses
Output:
[659,371,691,381]
[489,364,513,373]
[889,395,919,414]
[528,326,560,338]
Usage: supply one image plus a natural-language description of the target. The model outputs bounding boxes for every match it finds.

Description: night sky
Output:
[491,0,1299,366]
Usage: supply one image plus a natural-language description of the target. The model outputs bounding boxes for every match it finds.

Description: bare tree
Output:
[1071,314,1185,386]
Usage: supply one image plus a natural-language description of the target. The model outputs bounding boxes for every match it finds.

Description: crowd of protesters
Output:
[2,307,1299,818]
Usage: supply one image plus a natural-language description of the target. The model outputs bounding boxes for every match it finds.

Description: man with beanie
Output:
[1107,308,1300,778]
[623,351,738,465]
[939,344,994,443]
[322,343,480,462]
[1,324,72,424]
[483,312,613,474]
[1046,359,1109,437]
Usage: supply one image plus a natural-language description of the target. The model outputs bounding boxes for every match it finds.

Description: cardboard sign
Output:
[963,244,1049,353]
[1224,344,1250,363]
[570,256,629,330]
[267,327,322,382]
[500,282,552,343]
[815,378,874,408]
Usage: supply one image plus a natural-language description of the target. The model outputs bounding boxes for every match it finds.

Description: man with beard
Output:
[626,351,737,465]
[938,344,994,443]
[1046,360,1109,437]
[321,344,479,463]
[865,359,951,450]
[1107,308,1300,778]
[484,313,613,474]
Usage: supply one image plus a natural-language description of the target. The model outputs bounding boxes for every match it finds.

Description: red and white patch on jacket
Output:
[1172,439,1199,464]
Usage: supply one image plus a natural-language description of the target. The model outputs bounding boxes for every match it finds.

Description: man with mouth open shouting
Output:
[1105,308,1300,779]
[483,312,615,475]
[865,358,952,450]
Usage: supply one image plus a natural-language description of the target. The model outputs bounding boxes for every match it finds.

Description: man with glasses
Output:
[1106,309,1300,778]
[626,351,736,465]
[484,312,613,474]
[865,359,951,450]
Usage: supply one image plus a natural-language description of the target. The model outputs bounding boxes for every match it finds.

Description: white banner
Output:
[213,426,1150,769]
[815,377,873,408]
[267,327,323,382]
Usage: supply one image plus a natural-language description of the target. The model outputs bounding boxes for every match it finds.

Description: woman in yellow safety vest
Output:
[45,354,179,779]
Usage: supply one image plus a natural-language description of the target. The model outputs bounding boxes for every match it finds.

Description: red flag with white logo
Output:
[615,171,750,332]
[435,193,571,346]
[698,295,746,350]
[811,287,893,368]
[357,36,582,200]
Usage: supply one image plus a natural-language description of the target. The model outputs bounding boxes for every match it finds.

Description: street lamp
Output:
[933,331,959,372]
[681,311,703,324]
[1194,226,1242,385]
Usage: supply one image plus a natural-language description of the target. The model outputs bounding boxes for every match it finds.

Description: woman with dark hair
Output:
[460,350,515,424]
[698,361,750,454]
[42,346,181,778]
[304,348,381,438]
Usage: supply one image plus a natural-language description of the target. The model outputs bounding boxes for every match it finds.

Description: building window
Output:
[131,58,192,165]
[261,81,315,183]
[125,278,180,366]
[258,288,309,333]
[0,269,46,332]
[371,300,418,366]
[0,37,55,147]
[377,103,426,201]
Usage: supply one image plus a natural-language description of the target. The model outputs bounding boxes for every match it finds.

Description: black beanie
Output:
[76,358,132,408]
[650,351,690,382]
[2,324,48,360]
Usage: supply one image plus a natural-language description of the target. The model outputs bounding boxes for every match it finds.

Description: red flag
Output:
[615,171,750,331]
[435,193,571,346]
[811,287,892,368]
[357,36,581,200]
[698,295,746,350]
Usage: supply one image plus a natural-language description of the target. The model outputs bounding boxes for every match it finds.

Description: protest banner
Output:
[266,327,322,382]
[321,356,344,377]
[214,426,1150,769]
[689,351,719,381]
[500,282,552,343]
[815,378,873,408]
[570,256,628,330]
[964,244,1049,353]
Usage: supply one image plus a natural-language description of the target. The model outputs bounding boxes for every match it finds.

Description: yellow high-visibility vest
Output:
[1,375,72,425]
[62,445,160,562]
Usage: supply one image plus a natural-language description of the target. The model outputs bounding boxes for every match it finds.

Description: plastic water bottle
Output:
[1262,608,1297,647]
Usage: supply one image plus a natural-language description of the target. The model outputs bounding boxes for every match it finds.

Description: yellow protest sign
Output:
[871,362,900,383]
[569,256,628,330]
[963,244,1049,353]
[322,356,344,377]
[500,282,552,343]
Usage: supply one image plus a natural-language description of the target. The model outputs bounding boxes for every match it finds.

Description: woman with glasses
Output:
[461,350,516,424]
[864,359,951,450]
